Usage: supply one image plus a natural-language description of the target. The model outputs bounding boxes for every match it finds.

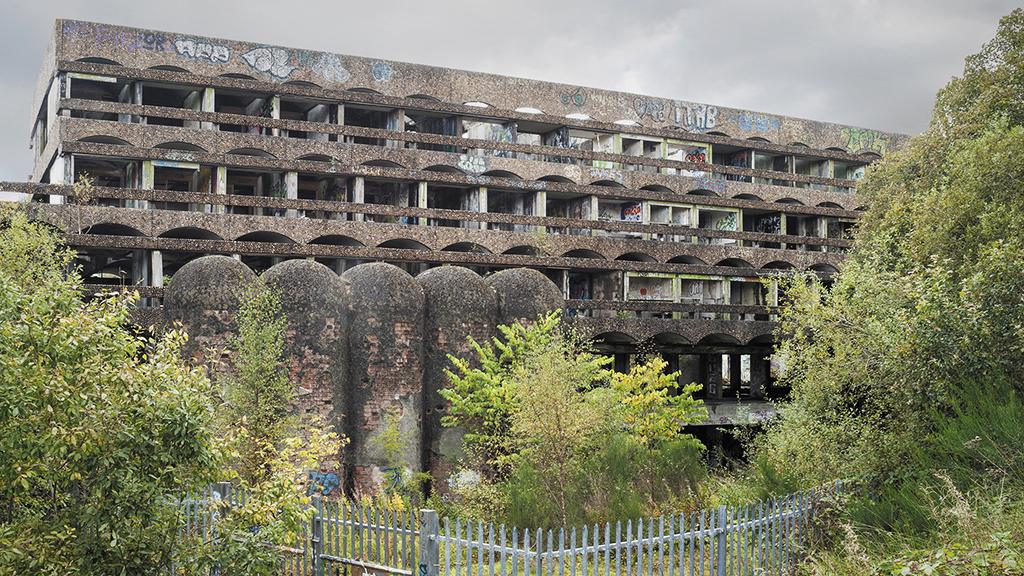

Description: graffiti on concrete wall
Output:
[174,38,231,63]
[674,102,718,132]
[589,167,625,184]
[139,31,169,52]
[842,127,890,154]
[559,87,587,107]
[737,111,781,133]
[633,98,667,122]
[371,61,394,82]
[457,154,489,174]
[692,176,727,195]
[242,47,296,79]
[307,470,340,496]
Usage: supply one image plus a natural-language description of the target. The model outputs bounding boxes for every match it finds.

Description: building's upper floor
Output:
[31,20,908,188]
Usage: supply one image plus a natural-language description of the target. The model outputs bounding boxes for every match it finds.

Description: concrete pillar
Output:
[387,108,404,148]
[214,165,227,214]
[269,95,281,137]
[417,181,428,226]
[750,353,768,399]
[201,87,216,130]
[351,176,365,222]
[150,250,164,288]
[533,190,547,233]
[139,159,153,210]
[729,354,742,398]
[702,353,723,399]
[285,171,298,218]
[477,186,488,230]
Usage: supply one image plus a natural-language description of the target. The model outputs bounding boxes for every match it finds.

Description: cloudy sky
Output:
[0,0,1018,182]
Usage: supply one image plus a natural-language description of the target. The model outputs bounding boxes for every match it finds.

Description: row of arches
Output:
[78,222,840,274]
[73,135,864,210]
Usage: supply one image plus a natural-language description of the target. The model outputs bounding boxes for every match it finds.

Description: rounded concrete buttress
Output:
[340,262,425,494]
[485,267,564,326]
[416,266,497,492]
[164,255,256,363]
[262,259,349,476]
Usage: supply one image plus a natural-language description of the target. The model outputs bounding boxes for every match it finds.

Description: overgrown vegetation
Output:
[736,9,1024,573]
[440,311,706,528]
[0,207,341,575]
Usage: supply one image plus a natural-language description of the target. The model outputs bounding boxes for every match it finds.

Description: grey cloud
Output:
[0,0,1019,182]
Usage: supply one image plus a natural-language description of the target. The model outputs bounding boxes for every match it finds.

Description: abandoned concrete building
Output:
[7,20,906,492]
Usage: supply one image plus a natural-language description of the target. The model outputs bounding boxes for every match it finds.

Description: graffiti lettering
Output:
[457,154,488,174]
[692,176,727,195]
[371,61,394,82]
[685,147,707,164]
[242,47,296,79]
[633,98,666,122]
[589,167,625,184]
[559,87,587,107]
[841,127,889,155]
[174,38,230,63]
[737,111,780,133]
[313,53,350,84]
[140,32,168,52]
[674,102,718,132]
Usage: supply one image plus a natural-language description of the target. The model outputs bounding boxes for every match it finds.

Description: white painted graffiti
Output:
[674,102,718,132]
[174,38,230,63]
[589,167,625,184]
[633,98,666,122]
[457,154,489,174]
[241,47,296,79]
[313,53,351,84]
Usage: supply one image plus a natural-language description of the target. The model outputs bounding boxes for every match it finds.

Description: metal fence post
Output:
[419,509,440,576]
[716,505,728,576]
[311,496,324,576]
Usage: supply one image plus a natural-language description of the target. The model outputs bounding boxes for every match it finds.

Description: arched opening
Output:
[668,255,706,265]
[503,245,542,256]
[227,148,277,158]
[616,252,657,263]
[154,141,208,153]
[78,135,132,146]
[442,242,491,254]
[379,239,430,251]
[235,231,296,275]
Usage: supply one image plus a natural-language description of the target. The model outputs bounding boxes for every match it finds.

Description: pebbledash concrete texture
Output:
[9,19,910,494]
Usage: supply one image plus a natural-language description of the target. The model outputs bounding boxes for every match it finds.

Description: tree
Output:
[0,207,221,575]
[749,8,1024,551]
[442,311,706,527]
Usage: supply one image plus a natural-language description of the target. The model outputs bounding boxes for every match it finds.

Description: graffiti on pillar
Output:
[674,102,718,132]
[242,47,296,79]
[633,98,666,122]
[737,111,781,133]
[307,470,340,496]
[559,87,587,107]
[371,61,395,82]
[174,38,231,63]
[841,127,890,155]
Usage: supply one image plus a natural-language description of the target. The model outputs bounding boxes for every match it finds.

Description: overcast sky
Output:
[0,0,1019,182]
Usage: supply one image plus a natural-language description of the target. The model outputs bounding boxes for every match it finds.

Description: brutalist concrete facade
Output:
[5,20,908,491]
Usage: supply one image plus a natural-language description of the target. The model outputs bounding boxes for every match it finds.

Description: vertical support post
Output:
[417,181,428,226]
[352,176,365,222]
[201,87,216,130]
[716,505,728,576]
[312,496,325,576]
[419,509,440,576]
[285,171,298,218]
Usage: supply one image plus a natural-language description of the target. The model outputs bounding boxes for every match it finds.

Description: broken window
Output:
[712,147,753,182]
[621,134,662,173]
[753,151,793,186]
[486,188,533,232]
[225,168,285,216]
[649,202,694,243]
[362,178,416,224]
[344,105,391,146]
[68,73,134,122]
[462,118,516,157]
[297,173,346,219]
[73,156,139,207]
[280,97,332,141]
[697,208,739,245]
[742,209,783,249]
[215,89,274,134]
[404,111,459,152]
[151,162,213,211]
[141,82,204,127]
[664,140,712,177]
[426,183,471,227]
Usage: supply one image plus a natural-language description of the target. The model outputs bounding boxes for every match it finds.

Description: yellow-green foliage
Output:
[442,311,706,527]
